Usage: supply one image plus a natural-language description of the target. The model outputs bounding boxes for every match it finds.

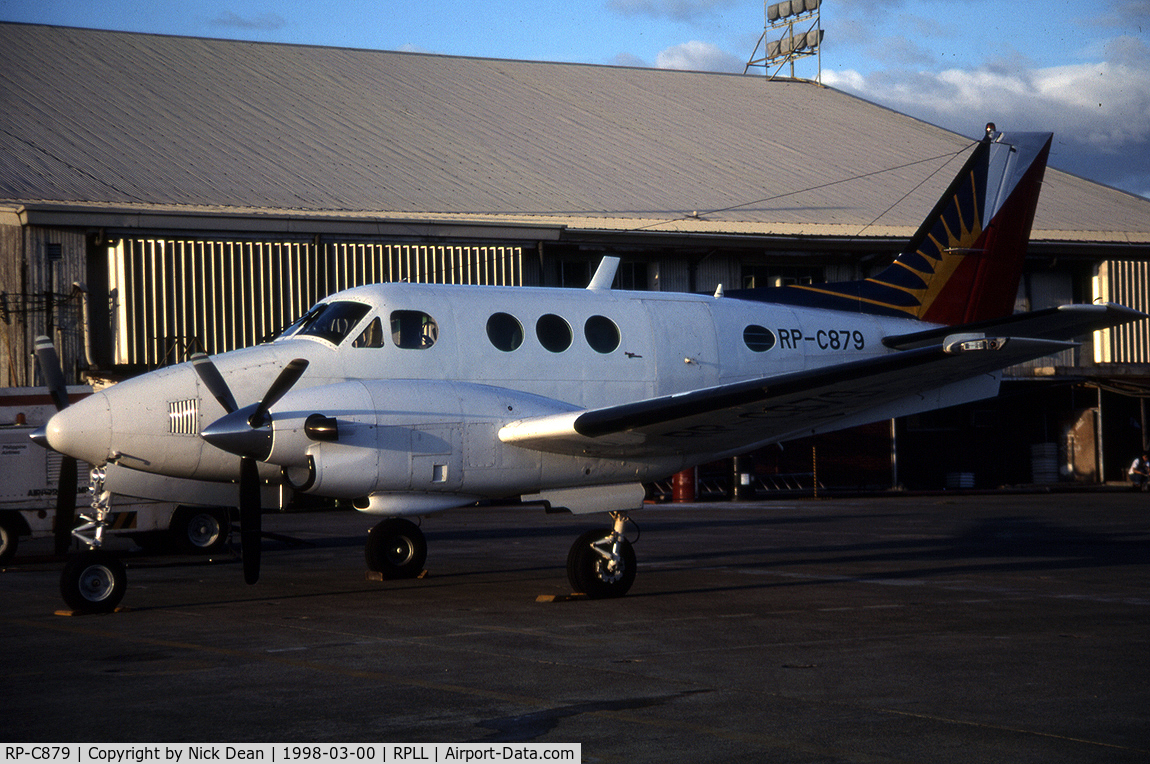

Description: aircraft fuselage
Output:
[43,280,931,512]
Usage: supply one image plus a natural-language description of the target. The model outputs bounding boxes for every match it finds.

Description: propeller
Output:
[191,353,309,585]
[33,336,79,557]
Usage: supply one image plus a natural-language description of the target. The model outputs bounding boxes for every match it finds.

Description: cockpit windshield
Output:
[280,301,371,345]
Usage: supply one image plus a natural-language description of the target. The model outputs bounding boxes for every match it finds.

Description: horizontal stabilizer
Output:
[883,303,1148,350]
[500,336,1076,459]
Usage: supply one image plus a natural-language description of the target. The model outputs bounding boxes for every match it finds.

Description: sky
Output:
[3,0,1149,198]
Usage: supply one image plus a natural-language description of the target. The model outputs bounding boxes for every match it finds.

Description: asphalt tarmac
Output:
[3,491,1149,762]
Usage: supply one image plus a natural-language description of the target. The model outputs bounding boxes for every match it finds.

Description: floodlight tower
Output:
[745,0,823,82]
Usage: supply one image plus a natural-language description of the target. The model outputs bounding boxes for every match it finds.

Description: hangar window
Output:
[487,312,524,352]
[584,315,620,353]
[743,325,776,352]
[391,310,438,349]
[352,317,386,348]
[536,314,572,353]
[297,301,371,345]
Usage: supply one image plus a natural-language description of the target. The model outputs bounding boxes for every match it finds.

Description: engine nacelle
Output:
[271,379,580,500]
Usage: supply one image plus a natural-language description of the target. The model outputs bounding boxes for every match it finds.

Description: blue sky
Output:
[3,0,1149,198]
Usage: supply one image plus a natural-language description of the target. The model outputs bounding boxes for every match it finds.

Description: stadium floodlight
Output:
[768,0,819,23]
[746,0,823,81]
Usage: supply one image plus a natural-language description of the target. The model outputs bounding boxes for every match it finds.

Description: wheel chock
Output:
[535,593,588,603]
[365,569,429,582]
[53,606,131,616]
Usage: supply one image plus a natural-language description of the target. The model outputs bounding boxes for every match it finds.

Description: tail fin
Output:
[731,127,1053,326]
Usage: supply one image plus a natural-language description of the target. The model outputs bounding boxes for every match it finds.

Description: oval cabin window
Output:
[536,314,572,353]
[486,312,524,352]
[743,325,776,352]
[584,315,620,353]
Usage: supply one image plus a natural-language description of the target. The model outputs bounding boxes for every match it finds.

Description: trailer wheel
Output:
[170,507,230,553]
[0,516,19,564]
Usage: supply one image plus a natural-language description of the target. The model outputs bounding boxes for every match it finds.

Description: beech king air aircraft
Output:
[34,126,1146,612]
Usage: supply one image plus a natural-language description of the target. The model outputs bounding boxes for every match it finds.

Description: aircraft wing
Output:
[499,336,1076,458]
[882,303,1145,350]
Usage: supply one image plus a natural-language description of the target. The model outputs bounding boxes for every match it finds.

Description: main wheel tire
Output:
[567,528,636,599]
[170,507,230,553]
[60,550,127,614]
[365,518,427,579]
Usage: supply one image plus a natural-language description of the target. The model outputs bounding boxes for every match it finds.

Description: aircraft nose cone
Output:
[41,392,112,464]
[200,406,272,460]
[29,425,49,449]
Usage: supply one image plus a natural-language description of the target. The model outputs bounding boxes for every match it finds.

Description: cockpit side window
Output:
[352,317,386,348]
[391,310,438,349]
[297,301,372,345]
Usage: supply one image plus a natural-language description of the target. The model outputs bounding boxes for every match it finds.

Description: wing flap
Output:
[499,337,1076,458]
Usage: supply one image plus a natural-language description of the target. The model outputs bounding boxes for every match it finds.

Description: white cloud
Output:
[655,40,744,72]
[823,37,1150,196]
[612,52,650,68]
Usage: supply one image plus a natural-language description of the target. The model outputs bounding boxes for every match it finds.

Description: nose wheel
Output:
[60,550,127,614]
[566,512,636,599]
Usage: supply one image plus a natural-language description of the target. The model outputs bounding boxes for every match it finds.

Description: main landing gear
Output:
[566,511,636,599]
[363,511,638,598]
[365,518,428,579]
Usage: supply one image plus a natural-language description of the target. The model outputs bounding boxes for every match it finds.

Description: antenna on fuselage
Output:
[587,256,620,290]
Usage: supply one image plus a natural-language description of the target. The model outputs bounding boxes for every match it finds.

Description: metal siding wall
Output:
[1,227,88,386]
[694,256,741,295]
[110,239,522,365]
[1094,261,1150,364]
[1006,271,1080,374]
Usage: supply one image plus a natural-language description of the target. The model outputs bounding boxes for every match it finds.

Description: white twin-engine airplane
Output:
[34,126,1146,612]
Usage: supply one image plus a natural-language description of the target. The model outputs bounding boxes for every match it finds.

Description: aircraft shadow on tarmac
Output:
[56,510,1148,606]
[638,514,1150,593]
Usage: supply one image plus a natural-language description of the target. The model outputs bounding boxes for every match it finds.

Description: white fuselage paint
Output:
[45,282,943,512]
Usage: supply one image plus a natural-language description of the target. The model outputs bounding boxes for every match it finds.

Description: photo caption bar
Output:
[3,746,580,764]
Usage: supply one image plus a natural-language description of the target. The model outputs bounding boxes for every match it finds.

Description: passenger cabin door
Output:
[643,299,718,395]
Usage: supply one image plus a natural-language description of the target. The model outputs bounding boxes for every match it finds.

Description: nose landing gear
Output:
[59,468,127,614]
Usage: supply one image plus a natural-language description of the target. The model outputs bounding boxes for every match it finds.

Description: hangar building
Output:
[2,23,1148,491]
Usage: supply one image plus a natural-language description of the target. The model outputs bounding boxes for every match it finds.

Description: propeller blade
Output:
[34,335,78,556]
[191,352,239,414]
[239,456,261,585]
[197,356,306,585]
[53,455,78,556]
[248,359,309,428]
[34,335,70,412]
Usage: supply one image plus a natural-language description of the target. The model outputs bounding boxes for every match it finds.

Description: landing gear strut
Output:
[567,511,636,599]
[60,468,127,614]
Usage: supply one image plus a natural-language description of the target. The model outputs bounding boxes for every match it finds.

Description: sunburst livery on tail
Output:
[734,125,1053,326]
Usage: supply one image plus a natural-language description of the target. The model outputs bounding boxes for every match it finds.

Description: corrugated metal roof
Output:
[2,22,1148,245]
